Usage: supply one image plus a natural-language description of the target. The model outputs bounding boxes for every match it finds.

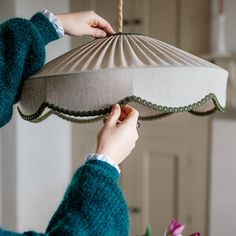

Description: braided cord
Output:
[118,0,124,32]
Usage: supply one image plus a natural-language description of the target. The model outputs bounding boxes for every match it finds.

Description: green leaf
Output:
[144,225,153,236]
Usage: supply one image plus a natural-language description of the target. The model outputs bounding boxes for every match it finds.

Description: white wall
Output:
[1,0,72,233]
[16,116,72,232]
[0,0,15,19]
[0,1,16,228]
[212,0,236,53]
[1,117,17,230]
[210,118,236,236]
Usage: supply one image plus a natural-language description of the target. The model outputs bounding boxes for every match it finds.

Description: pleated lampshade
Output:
[18,33,228,123]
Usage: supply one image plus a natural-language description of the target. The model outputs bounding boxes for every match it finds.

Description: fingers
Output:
[119,105,134,120]
[103,104,139,128]
[120,106,139,128]
[105,104,121,127]
[92,14,115,34]
[105,104,139,125]
[120,105,139,123]
[57,11,115,38]
[90,27,107,38]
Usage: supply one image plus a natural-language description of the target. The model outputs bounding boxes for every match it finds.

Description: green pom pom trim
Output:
[17,93,225,123]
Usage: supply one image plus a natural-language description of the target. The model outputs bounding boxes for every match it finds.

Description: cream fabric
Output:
[18,34,228,119]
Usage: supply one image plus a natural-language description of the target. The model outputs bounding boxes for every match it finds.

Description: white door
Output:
[72,113,209,235]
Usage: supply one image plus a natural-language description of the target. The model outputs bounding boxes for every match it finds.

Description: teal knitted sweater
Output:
[0,13,129,235]
[0,12,59,127]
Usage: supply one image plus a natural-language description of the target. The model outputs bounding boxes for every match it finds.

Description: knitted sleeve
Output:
[45,160,129,236]
[0,12,59,127]
[0,160,129,236]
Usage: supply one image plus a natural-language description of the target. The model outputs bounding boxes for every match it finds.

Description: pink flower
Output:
[168,219,185,236]
[190,233,200,236]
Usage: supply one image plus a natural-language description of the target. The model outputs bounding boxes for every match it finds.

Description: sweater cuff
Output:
[85,153,121,173]
[30,12,59,46]
[83,159,120,182]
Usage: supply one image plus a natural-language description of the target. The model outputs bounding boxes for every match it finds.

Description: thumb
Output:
[106,104,121,127]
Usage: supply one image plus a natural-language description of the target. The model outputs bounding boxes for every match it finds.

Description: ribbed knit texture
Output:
[0,12,59,127]
[47,160,129,236]
[0,160,129,235]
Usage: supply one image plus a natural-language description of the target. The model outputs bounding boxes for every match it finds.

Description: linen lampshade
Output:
[17,32,228,123]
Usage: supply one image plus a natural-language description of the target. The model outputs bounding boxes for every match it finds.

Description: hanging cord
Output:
[118,0,124,32]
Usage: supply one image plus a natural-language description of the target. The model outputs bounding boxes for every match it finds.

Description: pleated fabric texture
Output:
[18,33,228,123]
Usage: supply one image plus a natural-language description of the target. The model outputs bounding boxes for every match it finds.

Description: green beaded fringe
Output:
[17,93,225,124]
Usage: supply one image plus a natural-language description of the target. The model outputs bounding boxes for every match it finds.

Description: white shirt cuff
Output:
[85,153,121,174]
[41,8,64,38]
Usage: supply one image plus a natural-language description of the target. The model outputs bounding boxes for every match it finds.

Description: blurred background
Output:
[0,0,236,235]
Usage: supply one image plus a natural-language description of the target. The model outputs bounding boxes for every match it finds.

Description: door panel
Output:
[121,137,192,235]
[149,152,178,234]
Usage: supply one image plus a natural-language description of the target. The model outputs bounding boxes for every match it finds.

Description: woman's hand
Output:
[56,11,115,37]
[96,104,139,165]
